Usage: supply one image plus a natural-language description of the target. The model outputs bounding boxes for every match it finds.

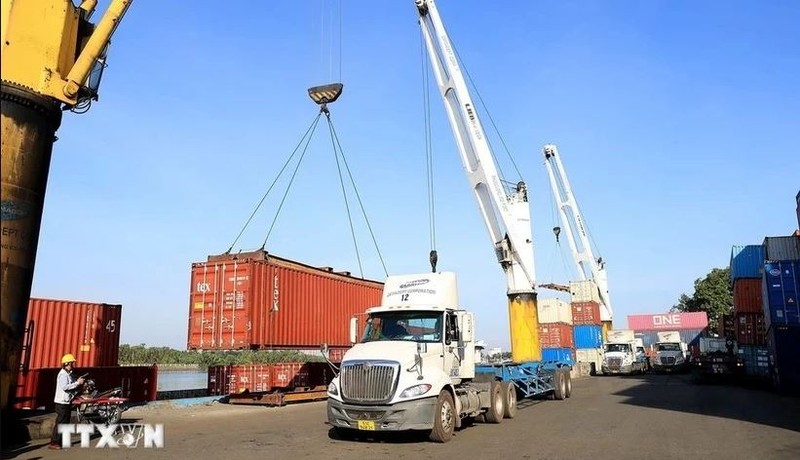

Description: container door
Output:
[189,264,220,349]
[217,261,253,349]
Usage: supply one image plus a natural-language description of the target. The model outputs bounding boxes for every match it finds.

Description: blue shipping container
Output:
[768,325,800,393]
[573,325,603,348]
[634,329,706,351]
[542,348,574,365]
[738,345,771,378]
[730,245,765,281]
[762,260,800,329]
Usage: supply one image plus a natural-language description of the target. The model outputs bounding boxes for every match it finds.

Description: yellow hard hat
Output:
[61,354,76,365]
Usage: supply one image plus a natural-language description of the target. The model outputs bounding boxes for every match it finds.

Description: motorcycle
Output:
[71,376,129,425]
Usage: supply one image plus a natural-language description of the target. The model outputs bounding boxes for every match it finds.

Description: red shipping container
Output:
[21,298,122,370]
[733,278,763,314]
[571,301,602,325]
[538,323,574,348]
[718,314,735,338]
[627,312,708,331]
[207,362,334,395]
[736,312,767,346]
[188,251,383,351]
[14,365,157,411]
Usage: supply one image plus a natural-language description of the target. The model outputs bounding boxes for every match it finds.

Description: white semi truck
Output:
[652,331,689,373]
[325,272,572,442]
[601,329,646,375]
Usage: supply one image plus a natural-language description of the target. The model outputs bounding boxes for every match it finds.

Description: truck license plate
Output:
[357,420,375,431]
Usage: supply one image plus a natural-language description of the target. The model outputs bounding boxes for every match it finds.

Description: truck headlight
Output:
[399,384,432,398]
[328,382,338,396]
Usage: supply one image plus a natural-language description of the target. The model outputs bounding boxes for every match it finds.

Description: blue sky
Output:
[31,0,799,351]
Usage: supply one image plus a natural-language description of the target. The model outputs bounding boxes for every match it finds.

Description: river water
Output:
[157,369,208,392]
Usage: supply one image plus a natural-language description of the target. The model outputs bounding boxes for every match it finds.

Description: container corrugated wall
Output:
[207,362,333,395]
[768,325,800,393]
[537,298,572,324]
[538,323,574,348]
[571,301,601,325]
[542,348,574,365]
[627,312,709,331]
[14,365,156,410]
[636,329,705,354]
[188,251,383,350]
[737,345,770,378]
[21,299,122,370]
[569,280,602,303]
[763,236,800,262]
[762,260,800,329]
[573,325,603,348]
[730,245,765,280]
[733,278,763,314]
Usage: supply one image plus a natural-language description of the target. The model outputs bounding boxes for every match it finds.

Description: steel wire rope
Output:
[420,29,437,256]
[259,115,323,250]
[325,114,389,278]
[227,113,323,253]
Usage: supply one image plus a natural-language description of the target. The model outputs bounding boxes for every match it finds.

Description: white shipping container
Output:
[569,280,602,304]
[763,236,800,262]
[606,329,635,343]
[575,348,603,374]
[537,298,573,324]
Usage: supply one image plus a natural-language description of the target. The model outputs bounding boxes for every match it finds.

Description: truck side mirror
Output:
[349,317,359,344]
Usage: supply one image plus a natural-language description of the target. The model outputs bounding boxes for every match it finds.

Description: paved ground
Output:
[4,373,800,460]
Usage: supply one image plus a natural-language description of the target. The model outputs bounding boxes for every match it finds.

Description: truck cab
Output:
[652,331,689,373]
[601,329,646,375]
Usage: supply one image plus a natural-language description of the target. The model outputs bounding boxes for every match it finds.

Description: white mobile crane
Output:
[325,0,572,443]
[542,144,613,323]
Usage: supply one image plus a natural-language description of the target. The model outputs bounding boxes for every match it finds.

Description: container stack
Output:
[566,288,601,371]
[730,244,770,377]
[627,312,708,356]
[537,298,574,365]
[762,235,800,393]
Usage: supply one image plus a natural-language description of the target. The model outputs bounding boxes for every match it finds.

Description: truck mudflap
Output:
[327,397,436,432]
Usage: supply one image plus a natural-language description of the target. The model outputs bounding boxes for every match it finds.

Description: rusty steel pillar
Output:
[0,83,63,411]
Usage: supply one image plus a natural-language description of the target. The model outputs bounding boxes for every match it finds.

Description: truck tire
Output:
[501,381,517,419]
[553,370,567,400]
[429,391,456,443]
[484,381,504,424]
[564,370,573,398]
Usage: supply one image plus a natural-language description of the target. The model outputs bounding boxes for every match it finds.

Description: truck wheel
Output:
[564,370,573,398]
[429,391,455,443]
[553,370,567,400]
[501,382,517,419]
[484,381,505,424]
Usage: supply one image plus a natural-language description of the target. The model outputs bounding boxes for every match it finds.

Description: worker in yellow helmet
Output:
[49,353,85,449]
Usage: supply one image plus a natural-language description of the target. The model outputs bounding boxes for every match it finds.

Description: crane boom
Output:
[414,0,540,363]
[542,144,613,322]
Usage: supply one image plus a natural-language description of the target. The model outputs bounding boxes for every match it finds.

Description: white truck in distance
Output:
[326,273,522,442]
[602,329,646,375]
[652,331,689,373]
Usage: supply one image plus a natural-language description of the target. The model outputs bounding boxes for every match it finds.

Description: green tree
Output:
[672,267,733,332]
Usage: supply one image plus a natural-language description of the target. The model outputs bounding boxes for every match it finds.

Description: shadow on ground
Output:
[610,373,800,432]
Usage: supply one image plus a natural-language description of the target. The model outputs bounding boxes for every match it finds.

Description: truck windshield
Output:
[605,343,631,353]
[361,312,443,343]
[657,343,681,352]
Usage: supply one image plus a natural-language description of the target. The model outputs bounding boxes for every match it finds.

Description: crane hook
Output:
[429,250,438,273]
[553,226,561,243]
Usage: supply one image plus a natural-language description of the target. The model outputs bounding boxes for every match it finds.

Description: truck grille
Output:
[340,360,399,403]
[661,356,676,365]
[608,358,622,370]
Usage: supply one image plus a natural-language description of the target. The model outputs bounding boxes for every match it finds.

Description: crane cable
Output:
[226,113,323,254]
[420,29,438,268]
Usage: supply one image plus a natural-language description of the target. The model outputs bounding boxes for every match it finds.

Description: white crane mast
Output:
[543,144,613,321]
[414,0,536,295]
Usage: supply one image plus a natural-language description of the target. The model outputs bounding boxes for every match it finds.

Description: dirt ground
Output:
[4,373,800,460]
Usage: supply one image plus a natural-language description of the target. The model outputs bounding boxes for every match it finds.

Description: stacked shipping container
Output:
[188,251,384,352]
[627,312,708,356]
[14,298,157,410]
[730,245,768,356]
[568,280,604,369]
[537,298,574,364]
[762,235,800,392]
